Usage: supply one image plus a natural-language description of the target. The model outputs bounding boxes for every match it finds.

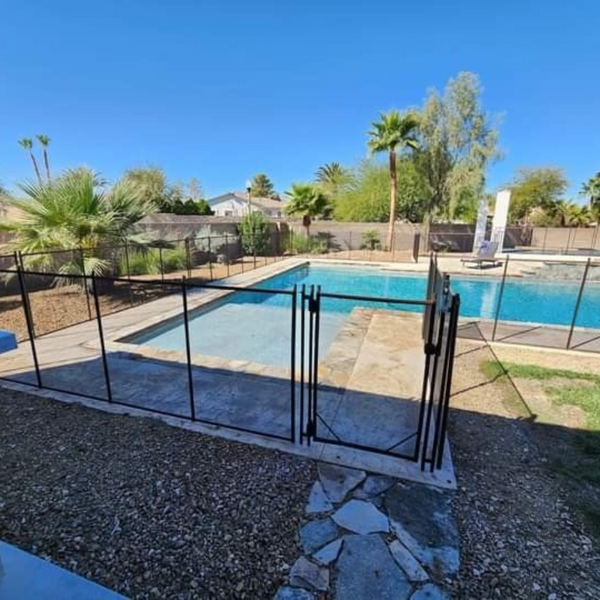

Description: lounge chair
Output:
[461,241,500,269]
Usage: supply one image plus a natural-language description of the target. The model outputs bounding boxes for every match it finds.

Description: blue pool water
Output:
[133,263,600,366]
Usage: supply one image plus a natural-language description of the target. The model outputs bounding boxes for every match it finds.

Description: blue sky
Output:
[1,0,599,199]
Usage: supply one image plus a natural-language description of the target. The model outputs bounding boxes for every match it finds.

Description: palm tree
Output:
[582,172,600,215]
[316,162,349,191]
[18,138,42,184]
[284,183,329,237]
[367,110,420,250]
[36,134,51,180]
[0,168,155,277]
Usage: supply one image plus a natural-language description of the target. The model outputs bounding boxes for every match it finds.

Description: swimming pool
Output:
[130,263,600,366]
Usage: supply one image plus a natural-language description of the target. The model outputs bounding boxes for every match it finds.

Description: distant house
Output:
[207,192,286,218]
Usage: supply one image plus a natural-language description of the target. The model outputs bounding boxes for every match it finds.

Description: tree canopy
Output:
[507,167,568,224]
[285,183,329,235]
[250,173,276,198]
[333,160,428,223]
[414,71,501,222]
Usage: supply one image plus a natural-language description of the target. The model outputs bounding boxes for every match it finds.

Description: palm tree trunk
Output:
[303,215,311,238]
[29,151,43,185]
[387,150,397,251]
[43,149,51,180]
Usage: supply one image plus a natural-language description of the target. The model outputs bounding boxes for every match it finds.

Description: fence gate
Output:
[300,273,460,472]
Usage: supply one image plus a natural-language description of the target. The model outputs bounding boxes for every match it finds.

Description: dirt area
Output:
[0,388,316,599]
[0,256,284,342]
[448,339,600,598]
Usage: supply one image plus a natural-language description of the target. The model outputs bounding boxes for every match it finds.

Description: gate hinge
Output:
[424,342,438,356]
[306,420,316,437]
[308,297,318,313]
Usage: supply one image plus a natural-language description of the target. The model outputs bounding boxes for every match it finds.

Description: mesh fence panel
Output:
[16,271,109,399]
[493,260,587,347]
[101,280,192,417]
[570,262,600,350]
[0,267,37,385]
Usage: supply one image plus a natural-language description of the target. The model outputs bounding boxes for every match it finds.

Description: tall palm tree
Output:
[367,110,420,250]
[284,183,329,237]
[18,138,43,184]
[36,134,51,180]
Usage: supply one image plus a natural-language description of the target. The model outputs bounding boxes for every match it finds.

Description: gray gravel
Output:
[0,387,316,599]
[448,340,600,599]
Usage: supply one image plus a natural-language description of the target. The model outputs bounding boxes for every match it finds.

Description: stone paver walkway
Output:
[275,463,458,599]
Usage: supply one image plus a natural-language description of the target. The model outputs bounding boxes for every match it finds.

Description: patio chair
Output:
[461,241,500,269]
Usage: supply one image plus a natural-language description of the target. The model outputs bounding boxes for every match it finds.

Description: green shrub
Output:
[285,232,328,254]
[239,212,270,255]
[361,230,381,250]
[161,247,187,273]
[120,249,160,276]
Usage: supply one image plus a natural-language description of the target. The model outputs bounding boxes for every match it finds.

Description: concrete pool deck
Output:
[0,258,455,489]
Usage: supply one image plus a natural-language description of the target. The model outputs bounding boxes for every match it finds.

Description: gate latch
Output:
[424,342,438,356]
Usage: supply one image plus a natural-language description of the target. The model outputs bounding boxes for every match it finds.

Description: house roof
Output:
[207,192,287,211]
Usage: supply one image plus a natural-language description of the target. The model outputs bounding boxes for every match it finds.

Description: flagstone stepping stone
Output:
[274,586,315,600]
[313,538,343,566]
[334,534,412,600]
[384,483,459,577]
[299,517,339,553]
[289,557,329,592]
[305,481,333,515]
[410,583,449,599]
[318,463,366,503]
[332,499,389,535]
[354,475,397,499]
[389,540,429,582]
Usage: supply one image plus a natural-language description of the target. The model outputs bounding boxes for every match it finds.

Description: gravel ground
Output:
[0,387,316,599]
[448,339,600,599]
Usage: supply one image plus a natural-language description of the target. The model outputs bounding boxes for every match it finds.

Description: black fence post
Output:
[90,274,113,403]
[79,246,92,320]
[123,243,134,308]
[300,284,306,444]
[253,233,257,269]
[290,284,297,443]
[159,247,164,282]
[185,238,192,278]
[436,295,460,468]
[208,237,214,281]
[413,232,420,263]
[566,258,591,349]
[17,251,36,340]
[16,259,42,387]
[182,277,196,420]
[224,233,230,277]
[491,255,510,341]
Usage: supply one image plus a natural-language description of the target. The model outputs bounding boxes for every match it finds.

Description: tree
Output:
[122,166,168,207]
[333,159,428,223]
[546,200,591,227]
[315,162,351,197]
[414,72,501,223]
[0,168,155,275]
[284,183,329,237]
[582,171,600,214]
[250,173,275,198]
[187,177,203,200]
[507,167,568,224]
[18,138,43,184]
[367,110,419,249]
[239,211,269,255]
[36,134,51,180]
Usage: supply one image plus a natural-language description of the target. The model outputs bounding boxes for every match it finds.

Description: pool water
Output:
[132,263,600,367]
